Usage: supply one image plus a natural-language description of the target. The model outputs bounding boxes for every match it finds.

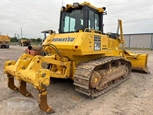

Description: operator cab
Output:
[59,2,106,33]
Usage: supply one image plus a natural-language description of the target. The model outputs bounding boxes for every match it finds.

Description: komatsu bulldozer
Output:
[4,2,149,113]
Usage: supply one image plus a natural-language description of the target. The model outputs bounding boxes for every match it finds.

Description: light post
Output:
[20,28,23,39]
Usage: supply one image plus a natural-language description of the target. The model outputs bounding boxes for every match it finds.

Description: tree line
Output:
[10,37,42,43]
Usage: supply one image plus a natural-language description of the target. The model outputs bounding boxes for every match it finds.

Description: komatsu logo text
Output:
[52,37,75,42]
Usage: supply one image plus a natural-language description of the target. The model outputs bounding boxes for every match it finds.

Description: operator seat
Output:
[74,19,83,31]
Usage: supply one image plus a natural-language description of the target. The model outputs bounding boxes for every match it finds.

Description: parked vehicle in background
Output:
[19,39,31,46]
[0,35,10,48]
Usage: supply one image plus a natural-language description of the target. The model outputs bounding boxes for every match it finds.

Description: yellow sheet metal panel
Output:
[43,33,78,51]
[43,31,122,57]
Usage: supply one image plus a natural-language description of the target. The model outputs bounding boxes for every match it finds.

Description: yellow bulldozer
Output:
[4,2,149,113]
[0,35,10,48]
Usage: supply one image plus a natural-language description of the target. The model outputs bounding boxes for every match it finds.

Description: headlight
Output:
[73,2,79,8]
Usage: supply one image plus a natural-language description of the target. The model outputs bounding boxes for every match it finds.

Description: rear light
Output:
[75,46,78,49]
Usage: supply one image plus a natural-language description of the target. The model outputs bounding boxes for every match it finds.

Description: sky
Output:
[0,0,153,39]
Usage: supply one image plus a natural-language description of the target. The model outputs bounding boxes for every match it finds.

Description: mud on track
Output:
[0,45,153,115]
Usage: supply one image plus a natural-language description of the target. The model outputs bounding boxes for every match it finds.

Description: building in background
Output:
[124,33,153,49]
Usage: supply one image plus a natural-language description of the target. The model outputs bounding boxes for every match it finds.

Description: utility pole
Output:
[17,34,20,42]
[20,28,23,39]
[151,34,153,50]
[62,0,63,6]
[17,34,20,39]
[14,33,18,42]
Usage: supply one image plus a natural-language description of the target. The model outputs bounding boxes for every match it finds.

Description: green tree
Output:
[36,38,42,42]
[10,37,18,42]
[30,38,36,42]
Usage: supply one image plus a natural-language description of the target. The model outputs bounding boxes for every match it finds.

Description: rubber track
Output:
[73,56,131,98]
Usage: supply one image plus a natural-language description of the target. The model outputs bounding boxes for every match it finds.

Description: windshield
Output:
[60,9,84,33]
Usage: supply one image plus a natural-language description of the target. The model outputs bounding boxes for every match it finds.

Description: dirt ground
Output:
[0,45,153,115]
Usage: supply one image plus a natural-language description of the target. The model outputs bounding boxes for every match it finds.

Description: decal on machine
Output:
[94,35,101,51]
[52,37,75,42]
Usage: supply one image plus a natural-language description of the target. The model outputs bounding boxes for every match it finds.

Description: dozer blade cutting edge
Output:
[124,50,149,73]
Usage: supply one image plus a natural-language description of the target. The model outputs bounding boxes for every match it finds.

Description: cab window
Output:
[88,10,99,30]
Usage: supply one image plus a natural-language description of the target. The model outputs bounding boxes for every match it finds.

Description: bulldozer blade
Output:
[7,74,18,91]
[19,80,33,98]
[39,90,55,114]
[124,50,149,73]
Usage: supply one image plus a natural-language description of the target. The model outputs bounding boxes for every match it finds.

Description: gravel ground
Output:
[0,45,153,115]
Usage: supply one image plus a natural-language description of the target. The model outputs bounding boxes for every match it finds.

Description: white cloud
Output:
[0,0,153,38]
